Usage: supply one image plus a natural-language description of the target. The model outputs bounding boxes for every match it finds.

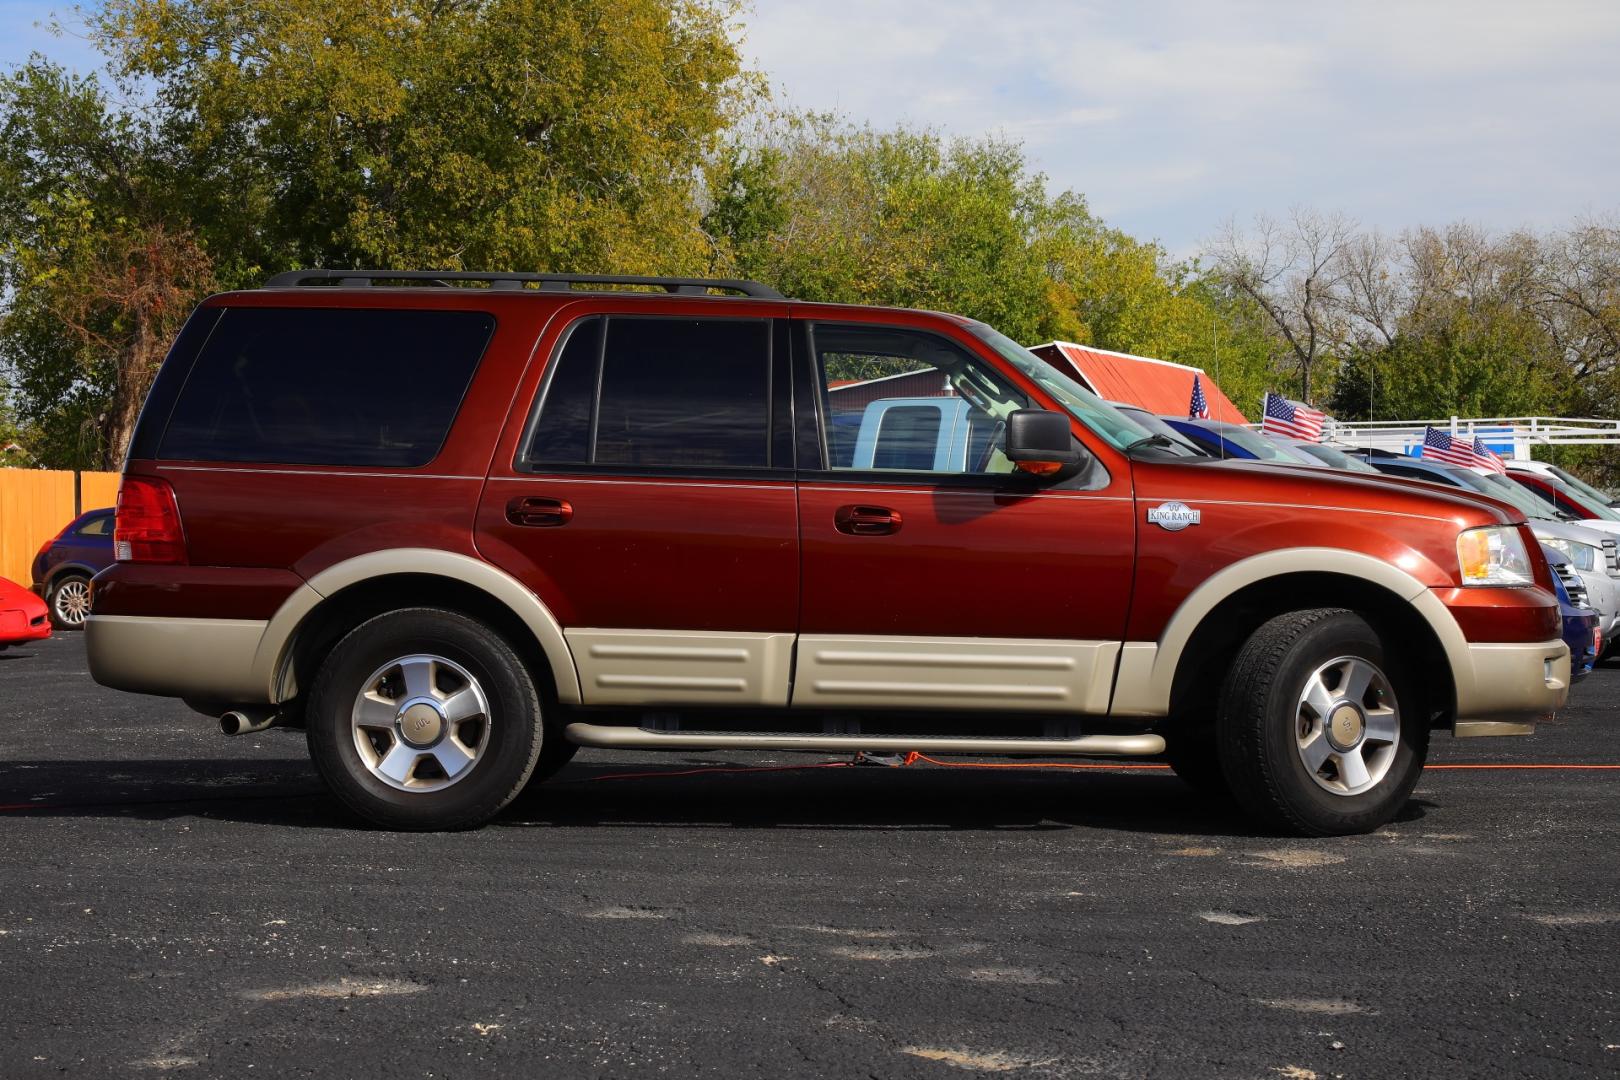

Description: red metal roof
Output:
[1028,342,1248,424]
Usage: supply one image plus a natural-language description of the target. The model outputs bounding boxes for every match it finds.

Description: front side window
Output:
[813,323,1029,476]
[523,316,773,470]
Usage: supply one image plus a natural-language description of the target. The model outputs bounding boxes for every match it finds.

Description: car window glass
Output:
[524,318,600,465]
[872,406,943,470]
[813,323,1028,475]
[524,316,772,470]
[77,516,113,537]
[159,307,493,467]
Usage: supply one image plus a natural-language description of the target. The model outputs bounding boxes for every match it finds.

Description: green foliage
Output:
[93,0,754,275]
[1329,299,1570,421]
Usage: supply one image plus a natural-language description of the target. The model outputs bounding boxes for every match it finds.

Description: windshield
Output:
[1112,406,1207,457]
[1476,472,1563,520]
[1541,473,1620,521]
[1547,465,1620,507]
[1293,442,1380,473]
[1206,423,1316,464]
[967,323,1153,451]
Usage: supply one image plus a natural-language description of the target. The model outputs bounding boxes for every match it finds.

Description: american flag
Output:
[1472,436,1508,474]
[1261,392,1325,441]
[1422,426,1479,468]
[1189,374,1210,419]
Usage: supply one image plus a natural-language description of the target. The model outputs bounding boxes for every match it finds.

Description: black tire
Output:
[46,573,92,631]
[1217,608,1428,837]
[526,736,580,786]
[305,607,544,831]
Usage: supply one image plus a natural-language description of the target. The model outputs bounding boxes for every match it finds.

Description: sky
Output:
[5,1,1619,257]
[743,0,1620,256]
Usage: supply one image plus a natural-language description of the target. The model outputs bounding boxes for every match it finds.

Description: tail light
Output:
[114,475,187,564]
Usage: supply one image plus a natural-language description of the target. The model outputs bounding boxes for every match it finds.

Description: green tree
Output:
[705,122,1059,341]
[93,0,754,274]
[0,62,216,469]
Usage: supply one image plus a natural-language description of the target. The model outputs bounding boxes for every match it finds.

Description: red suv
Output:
[87,270,1569,835]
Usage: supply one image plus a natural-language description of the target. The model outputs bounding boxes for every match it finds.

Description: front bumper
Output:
[1452,638,1570,736]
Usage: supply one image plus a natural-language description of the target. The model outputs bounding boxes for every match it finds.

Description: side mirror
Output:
[1004,409,1082,480]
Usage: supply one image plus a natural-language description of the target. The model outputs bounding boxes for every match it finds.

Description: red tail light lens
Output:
[114,475,187,564]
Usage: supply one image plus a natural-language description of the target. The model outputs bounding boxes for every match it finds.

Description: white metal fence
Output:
[1322,417,1620,460]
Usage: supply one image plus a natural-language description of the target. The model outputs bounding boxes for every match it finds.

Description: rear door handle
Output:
[834,504,902,536]
[506,496,573,528]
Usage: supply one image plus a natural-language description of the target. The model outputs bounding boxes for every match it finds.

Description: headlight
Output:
[1542,536,1601,574]
[1457,526,1534,586]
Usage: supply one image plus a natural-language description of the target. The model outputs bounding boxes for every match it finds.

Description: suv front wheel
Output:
[306,608,544,830]
[1218,608,1428,836]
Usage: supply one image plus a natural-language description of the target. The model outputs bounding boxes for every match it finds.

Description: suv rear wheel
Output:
[306,608,544,830]
[1218,608,1428,836]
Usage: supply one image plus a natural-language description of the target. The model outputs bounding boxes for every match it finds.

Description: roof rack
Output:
[262,269,784,299]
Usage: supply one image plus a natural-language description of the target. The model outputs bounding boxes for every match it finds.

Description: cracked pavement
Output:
[2,634,1617,1078]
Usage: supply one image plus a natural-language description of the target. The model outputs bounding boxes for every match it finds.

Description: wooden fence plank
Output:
[0,470,120,587]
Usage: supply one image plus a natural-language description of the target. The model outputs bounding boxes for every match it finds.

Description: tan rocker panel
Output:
[566,629,795,706]
[791,635,1121,713]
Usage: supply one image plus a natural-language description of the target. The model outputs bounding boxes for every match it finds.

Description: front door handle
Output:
[506,496,573,528]
[834,504,902,536]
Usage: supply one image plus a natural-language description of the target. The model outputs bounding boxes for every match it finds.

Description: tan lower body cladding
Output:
[567,629,1121,712]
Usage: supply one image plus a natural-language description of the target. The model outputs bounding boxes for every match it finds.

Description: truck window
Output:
[812,323,1027,476]
[872,406,943,470]
[158,307,494,467]
[523,316,773,470]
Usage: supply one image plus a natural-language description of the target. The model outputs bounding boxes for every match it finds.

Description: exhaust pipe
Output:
[220,708,278,737]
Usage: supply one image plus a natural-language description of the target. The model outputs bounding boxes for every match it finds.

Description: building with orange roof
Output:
[1028,341,1248,424]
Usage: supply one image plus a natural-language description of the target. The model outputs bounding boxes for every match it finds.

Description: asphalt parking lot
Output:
[1,635,1616,1079]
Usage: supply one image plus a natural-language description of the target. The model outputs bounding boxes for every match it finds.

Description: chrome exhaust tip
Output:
[220,708,277,736]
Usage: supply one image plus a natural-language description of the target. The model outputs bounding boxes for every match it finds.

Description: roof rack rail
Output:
[262,269,784,299]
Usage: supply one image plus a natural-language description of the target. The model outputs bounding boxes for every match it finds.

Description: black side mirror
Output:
[1004,409,1082,480]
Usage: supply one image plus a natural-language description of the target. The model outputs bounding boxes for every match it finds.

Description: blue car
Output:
[1543,543,1600,681]
[29,507,115,630]
[1159,418,1328,467]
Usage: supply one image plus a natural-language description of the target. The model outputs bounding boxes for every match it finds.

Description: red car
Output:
[0,575,51,649]
[86,270,1568,835]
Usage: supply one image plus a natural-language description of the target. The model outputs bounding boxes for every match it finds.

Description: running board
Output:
[563,723,1164,757]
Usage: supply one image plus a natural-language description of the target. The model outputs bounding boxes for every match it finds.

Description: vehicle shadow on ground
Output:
[0,756,1432,837]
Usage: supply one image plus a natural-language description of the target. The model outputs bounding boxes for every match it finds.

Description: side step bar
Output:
[564,723,1164,757]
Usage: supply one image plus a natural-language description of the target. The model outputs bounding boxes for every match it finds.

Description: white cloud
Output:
[743,0,1620,250]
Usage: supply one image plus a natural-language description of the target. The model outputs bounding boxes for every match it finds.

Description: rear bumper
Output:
[1452,638,1570,736]
[86,614,269,702]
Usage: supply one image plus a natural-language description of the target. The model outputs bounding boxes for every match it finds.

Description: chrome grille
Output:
[1602,537,1618,574]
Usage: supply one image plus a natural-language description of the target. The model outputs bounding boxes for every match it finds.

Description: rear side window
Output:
[77,516,113,537]
[524,316,772,470]
[158,308,494,467]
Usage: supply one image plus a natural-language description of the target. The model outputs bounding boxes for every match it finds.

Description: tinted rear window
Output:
[523,316,772,470]
[158,307,494,466]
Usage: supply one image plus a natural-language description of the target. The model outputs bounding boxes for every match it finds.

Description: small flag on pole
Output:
[1189,374,1210,420]
[1422,426,1478,468]
[1472,436,1508,474]
[1260,392,1325,441]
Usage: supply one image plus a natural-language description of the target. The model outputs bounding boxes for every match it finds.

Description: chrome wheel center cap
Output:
[399,700,446,748]
[1327,703,1365,751]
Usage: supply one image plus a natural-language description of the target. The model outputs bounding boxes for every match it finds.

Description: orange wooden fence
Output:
[0,469,121,587]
